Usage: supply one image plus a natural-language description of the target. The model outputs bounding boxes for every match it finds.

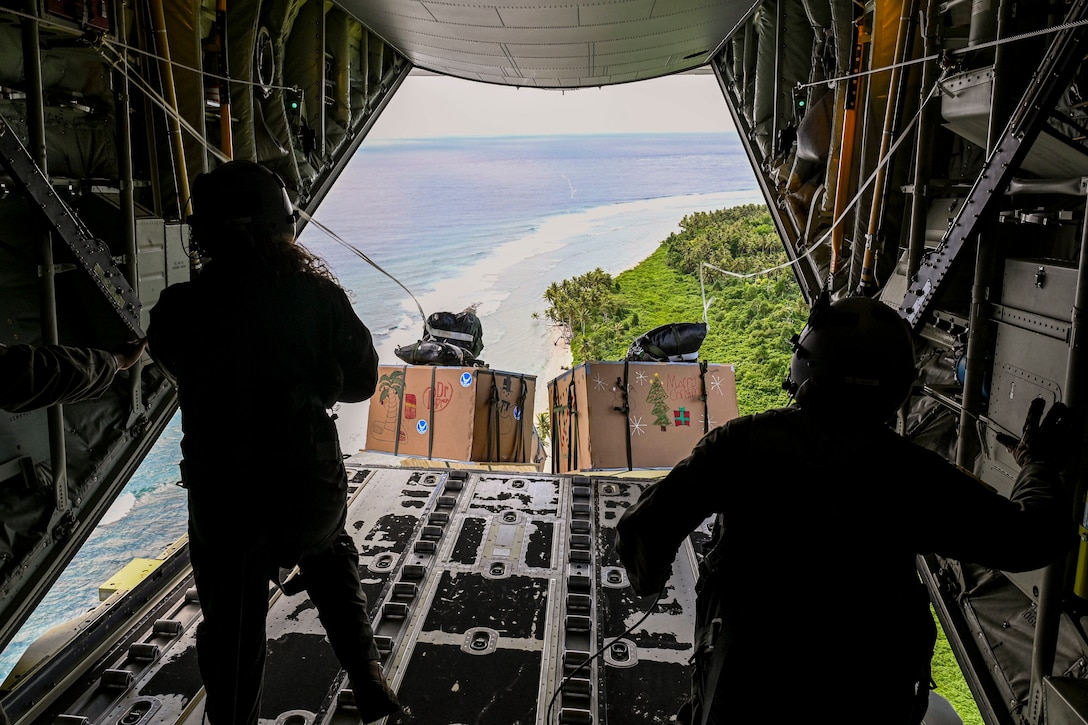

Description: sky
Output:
[367,71,738,139]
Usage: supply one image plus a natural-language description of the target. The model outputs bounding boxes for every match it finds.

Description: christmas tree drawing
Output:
[647,373,669,430]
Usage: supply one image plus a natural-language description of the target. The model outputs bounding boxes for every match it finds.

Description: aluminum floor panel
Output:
[16,467,701,725]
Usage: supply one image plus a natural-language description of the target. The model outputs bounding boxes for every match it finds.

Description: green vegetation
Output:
[542,203,808,416]
[541,202,982,725]
[536,411,551,448]
[933,607,982,724]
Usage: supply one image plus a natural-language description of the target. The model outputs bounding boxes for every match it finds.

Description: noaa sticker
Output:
[416,420,428,434]
[460,372,473,387]
[514,406,522,421]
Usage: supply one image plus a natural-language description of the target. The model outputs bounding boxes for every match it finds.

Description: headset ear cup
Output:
[188,161,297,245]
[786,295,915,420]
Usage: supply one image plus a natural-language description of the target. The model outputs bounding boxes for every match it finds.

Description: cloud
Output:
[368,72,737,139]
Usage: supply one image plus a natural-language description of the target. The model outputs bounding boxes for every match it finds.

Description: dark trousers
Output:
[190,523,379,725]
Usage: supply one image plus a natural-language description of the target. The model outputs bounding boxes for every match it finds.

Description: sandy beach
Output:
[334,189,766,466]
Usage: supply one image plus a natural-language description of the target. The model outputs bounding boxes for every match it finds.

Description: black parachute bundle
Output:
[394,308,487,366]
[624,322,708,362]
[424,309,484,358]
[394,339,479,366]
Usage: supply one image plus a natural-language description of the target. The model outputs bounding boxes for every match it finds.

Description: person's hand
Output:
[112,338,147,370]
[615,514,674,596]
[997,398,1075,468]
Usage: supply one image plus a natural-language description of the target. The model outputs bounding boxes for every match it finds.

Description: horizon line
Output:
[367,129,741,142]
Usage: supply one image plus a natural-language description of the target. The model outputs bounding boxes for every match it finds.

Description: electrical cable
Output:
[544,582,667,724]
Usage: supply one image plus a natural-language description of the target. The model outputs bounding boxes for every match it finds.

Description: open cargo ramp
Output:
[3,464,709,725]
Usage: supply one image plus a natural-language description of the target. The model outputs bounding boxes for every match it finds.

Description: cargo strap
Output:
[613,362,711,470]
[425,323,476,345]
[695,514,736,725]
[699,361,709,435]
[566,377,579,473]
[513,379,527,462]
[614,361,634,471]
[427,367,436,460]
[392,365,406,456]
[696,618,732,725]
[550,381,561,472]
[486,374,528,463]
[390,365,437,457]
[488,375,500,462]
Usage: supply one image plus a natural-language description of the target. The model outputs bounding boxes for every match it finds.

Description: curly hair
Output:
[195,227,339,285]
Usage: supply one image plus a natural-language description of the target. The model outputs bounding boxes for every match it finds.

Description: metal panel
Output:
[986,326,1067,470]
[17,466,701,724]
[1001,258,1078,322]
[338,0,753,88]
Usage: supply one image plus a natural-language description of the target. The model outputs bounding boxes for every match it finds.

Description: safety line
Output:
[0,4,299,96]
[298,211,429,328]
[800,16,1088,90]
[93,40,429,330]
[698,74,941,321]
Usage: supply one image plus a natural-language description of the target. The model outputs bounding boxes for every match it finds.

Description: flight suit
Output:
[148,263,382,725]
[0,343,118,412]
[0,342,122,725]
[616,404,1072,725]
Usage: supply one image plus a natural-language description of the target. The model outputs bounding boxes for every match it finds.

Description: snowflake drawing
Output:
[634,370,650,386]
[629,416,647,436]
[709,375,725,395]
[699,413,719,430]
[592,373,609,390]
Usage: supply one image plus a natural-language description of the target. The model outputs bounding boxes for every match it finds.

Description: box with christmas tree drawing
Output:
[546,361,739,473]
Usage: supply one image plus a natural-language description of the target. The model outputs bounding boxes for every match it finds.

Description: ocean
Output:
[0,132,760,681]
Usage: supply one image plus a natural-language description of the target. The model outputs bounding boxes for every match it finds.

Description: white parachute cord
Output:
[297,210,428,328]
[800,16,1088,91]
[97,40,232,167]
[699,264,715,330]
[701,76,940,287]
[99,34,298,97]
[96,40,428,329]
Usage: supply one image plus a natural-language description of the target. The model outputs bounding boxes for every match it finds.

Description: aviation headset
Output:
[187,160,299,257]
[782,292,917,421]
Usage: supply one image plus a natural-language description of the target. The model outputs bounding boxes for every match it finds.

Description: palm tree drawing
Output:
[371,369,405,440]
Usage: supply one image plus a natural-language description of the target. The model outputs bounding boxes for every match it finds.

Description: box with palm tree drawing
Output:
[366,365,536,463]
[547,361,738,473]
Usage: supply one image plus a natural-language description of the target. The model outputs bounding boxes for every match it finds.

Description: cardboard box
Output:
[547,361,739,473]
[366,365,536,464]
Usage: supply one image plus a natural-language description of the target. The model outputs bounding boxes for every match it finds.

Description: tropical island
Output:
[538,203,805,414]
[536,202,982,725]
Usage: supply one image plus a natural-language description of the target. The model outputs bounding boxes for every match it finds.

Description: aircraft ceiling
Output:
[338,0,758,88]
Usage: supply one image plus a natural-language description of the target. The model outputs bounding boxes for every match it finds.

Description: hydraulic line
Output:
[856,0,919,295]
[213,0,233,158]
[149,0,194,218]
[829,16,866,281]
